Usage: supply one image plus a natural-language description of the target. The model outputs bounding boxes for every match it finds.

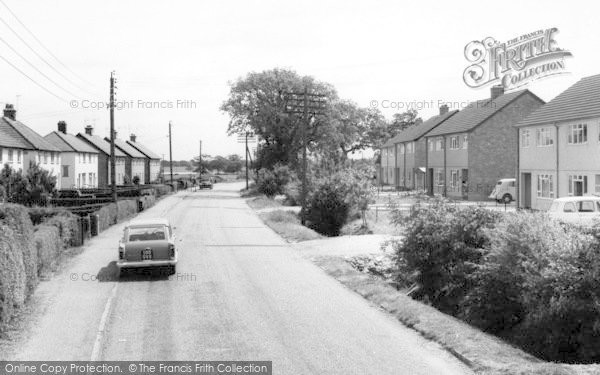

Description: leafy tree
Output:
[221,68,338,169]
[387,109,421,140]
[0,163,56,206]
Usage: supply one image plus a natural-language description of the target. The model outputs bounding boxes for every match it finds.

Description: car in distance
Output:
[117,218,177,276]
[547,196,600,226]
[198,179,213,189]
[489,178,516,203]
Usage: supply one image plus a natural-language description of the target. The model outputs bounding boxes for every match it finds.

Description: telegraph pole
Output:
[199,140,202,179]
[284,87,327,225]
[109,71,117,203]
[168,121,173,185]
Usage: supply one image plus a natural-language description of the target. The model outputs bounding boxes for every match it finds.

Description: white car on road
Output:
[547,196,600,226]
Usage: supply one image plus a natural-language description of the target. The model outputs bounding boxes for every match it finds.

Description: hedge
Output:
[33,224,62,277]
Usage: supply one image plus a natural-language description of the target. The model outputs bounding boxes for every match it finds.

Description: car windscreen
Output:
[126,226,167,242]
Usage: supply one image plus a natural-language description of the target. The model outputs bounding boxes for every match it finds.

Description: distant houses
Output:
[109,135,147,184]
[77,125,127,187]
[380,85,546,201]
[45,121,100,189]
[516,74,600,210]
[0,104,63,188]
[126,134,161,184]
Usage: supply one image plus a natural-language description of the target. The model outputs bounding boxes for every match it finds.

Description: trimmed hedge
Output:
[33,224,62,277]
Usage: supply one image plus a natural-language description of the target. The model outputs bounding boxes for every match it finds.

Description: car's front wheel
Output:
[502,194,513,204]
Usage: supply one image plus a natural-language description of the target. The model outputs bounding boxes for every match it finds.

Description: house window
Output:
[537,174,554,198]
[596,175,600,194]
[449,136,459,150]
[435,138,444,151]
[435,169,444,186]
[428,140,433,151]
[88,154,91,163]
[462,135,468,149]
[450,169,459,188]
[568,123,587,144]
[536,128,554,146]
[50,152,55,164]
[521,129,530,147]
[399,144,405,154]
[406,142,413,154]
[62,165,69,177]
[568,175,588,196]
[43,152,48,164]
[17,150,21,163]
[8,149,13,162]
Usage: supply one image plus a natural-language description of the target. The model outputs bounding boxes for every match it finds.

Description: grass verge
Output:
[311,255,599,375]
[258,210,321,242]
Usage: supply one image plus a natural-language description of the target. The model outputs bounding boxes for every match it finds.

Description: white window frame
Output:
[536,127,554,147]
[399,144,405,155]
[567,123,587,145]
[462,135,468,149]
[449,136,459,150]
[450,169,459,188]
[536,174,554,198]
[435,138,444,151]
[521,129,530,147]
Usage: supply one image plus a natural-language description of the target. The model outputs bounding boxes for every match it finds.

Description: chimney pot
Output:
[491,85,505,100]
[439,104,449,115]
[57,121,67,134]
[84,125,93,136]
[130,134,136,142]
[3,104,16,120]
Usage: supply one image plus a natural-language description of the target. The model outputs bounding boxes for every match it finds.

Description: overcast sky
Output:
[0,0,598,160]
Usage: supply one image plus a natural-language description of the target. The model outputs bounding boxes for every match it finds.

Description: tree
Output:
[221,68,338,169]
[0,162,56,206]
[224,154,243,173]
[387,109,421,139]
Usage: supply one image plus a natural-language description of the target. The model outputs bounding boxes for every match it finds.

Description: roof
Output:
[44,131,99,153]
[110,138,147,159]
[516,74,600,127]
[382,110,459,147]
[427,90,541,137]
[77,133,126,157]
[126,140,161,160]
[0,117,60,151]
[126,218,171,227]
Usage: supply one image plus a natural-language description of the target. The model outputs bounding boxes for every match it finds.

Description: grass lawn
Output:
[258,209,322,242]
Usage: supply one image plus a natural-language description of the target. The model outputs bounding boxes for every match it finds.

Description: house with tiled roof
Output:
[424,86,544,200]
[45,121,100,189]
[77,126,127,187]
[108,135,147,184]
[126,134,161,183]
[515,73,600,210]
[380,105,458,190]
[0,104,63,188]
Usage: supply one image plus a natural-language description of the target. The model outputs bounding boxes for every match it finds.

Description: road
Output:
[5,182,472,375]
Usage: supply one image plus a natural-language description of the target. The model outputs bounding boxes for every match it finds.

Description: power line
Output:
[0,53,66,102]
[0,35,83,99]
[1,0,99,90]
[0,11,97,98]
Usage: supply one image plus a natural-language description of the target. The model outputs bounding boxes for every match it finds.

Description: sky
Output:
[0,0,598,161]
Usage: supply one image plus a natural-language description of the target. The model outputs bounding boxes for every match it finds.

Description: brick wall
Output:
[468,92,544,200]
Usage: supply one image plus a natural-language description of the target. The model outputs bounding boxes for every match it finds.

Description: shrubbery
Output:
[389,199,600,364]
[0,163,56,206]
[256,164,292,197]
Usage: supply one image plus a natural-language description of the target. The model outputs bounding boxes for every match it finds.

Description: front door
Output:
[522,173,531,208]
[461,169,468,200]
[574,181,584,196]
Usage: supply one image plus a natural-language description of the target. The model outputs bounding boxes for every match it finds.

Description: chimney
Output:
[439,104,449,115]
[57,121,67,134]
[130,134,136,142]
[491,85,504,100]
[84,125,93,136]
[3,104,16,120]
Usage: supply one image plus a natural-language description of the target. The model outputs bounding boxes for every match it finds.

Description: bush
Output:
[256,164,292,197]
[304,180,349,236]
[462,212,600,363]
[28,206,70,225]
[97,203,117,231]
[0,163,56,206]
[390,198,499,315]
[33,224,62,277]
[44,212,83,247]
[117,200,138,221]
[283,177,301,206]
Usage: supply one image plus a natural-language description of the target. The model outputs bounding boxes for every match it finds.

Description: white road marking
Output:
[90,283,119,361]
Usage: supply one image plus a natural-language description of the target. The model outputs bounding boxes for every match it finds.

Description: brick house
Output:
[383,105,458,190]
[515,74,600,210]
[126,134,161,184]
[77,126,127,187]
[45,121,99,189]
[424,86,544,200]
[0,104,62,188]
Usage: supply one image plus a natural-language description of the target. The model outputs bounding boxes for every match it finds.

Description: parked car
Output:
[117,218,177,276]
[547,196,600,226]
[489,178,516,203]
[198,179,213,189]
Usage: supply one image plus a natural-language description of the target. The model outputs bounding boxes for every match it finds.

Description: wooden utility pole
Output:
[169,121,173,185]
[199,140,202,179]
[109,71,117,203]
[245,132,249,190]
[284,87,327,225]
